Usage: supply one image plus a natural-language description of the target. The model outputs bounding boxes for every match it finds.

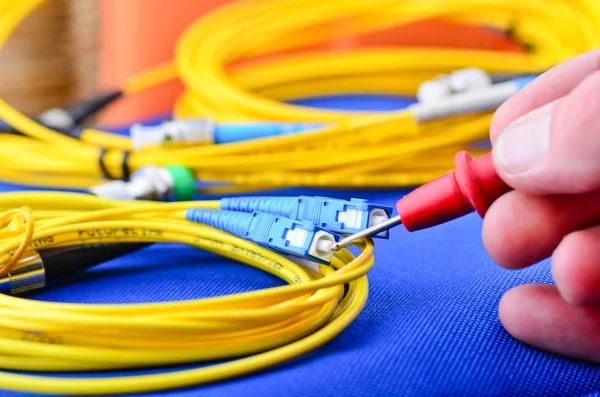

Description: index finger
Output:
[490,49,600,143]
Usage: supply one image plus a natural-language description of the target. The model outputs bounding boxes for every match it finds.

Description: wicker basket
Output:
[0,0,99,115]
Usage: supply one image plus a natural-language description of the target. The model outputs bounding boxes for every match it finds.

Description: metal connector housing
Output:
[0,252,45,295]
[88,166,173,201]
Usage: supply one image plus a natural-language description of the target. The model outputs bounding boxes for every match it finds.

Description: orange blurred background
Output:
[98,0,521,124]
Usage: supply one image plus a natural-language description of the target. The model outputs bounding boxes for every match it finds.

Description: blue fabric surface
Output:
[2,94,600,396]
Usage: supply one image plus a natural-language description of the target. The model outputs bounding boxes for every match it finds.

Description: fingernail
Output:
[494,112,552,174]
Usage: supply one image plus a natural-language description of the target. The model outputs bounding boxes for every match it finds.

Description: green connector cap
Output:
[165,165,196,201]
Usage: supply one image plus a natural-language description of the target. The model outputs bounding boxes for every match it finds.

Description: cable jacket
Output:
[0,191,373,395]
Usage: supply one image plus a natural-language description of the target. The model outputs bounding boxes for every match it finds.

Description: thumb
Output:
[492,70,600,195]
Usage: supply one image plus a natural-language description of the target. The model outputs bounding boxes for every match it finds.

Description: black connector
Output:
[0,90,123,138]
[0,243,150,294]
[0,117,72,137]
[62,90,123,126]
[41,242,149,283]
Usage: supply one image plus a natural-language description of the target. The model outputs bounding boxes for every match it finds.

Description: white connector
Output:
[285,227,309,248]
[369,209,389,227]
[284,227,335,263]
[447,68,492,93]
[337,208,364,230]
[417,79,453,103]
[38,108,75,130]
[368,208,390,237]
[411,80,519,122]
[417,68,492,104]
[308,231,336,263]
[131,119,214,151]
[88,166,173,201]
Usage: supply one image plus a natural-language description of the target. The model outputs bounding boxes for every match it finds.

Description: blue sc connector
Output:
[214,122,324,144]
[220,196,394,238]
[186,208,340,264]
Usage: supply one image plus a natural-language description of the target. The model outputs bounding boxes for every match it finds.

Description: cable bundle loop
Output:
[0,0,597,192]
[0,192,374,395]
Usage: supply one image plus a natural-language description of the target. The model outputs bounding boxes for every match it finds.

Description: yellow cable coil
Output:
[0,191,374,395]
[0,0,598,192]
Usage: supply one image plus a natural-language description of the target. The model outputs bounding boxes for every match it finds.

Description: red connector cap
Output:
[396,151,513,232]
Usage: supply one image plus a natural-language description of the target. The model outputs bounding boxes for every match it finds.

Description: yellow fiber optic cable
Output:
[0,191,374,395]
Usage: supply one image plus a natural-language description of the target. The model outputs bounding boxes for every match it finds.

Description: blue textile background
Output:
[1,94,600,397]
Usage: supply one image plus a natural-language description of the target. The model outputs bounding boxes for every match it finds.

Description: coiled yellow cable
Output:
[0,191,374,395]
[0,0,598,192]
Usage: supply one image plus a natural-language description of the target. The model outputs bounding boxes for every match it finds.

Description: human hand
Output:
[484,49,600,361]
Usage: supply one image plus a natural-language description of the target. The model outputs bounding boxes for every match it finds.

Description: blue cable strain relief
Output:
[214,122,324,144]
[185,209,253,238]
[187,209,340,264]
[221,196,394,238]
[512,75,539,90]
[220,196,297,217]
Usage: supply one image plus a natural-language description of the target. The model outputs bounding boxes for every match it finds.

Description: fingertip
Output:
[498,284,600,362]
[552,232,587,305]
[482,192,552,270]
[498,284,558,348]
[498,285,540,342]
[552,226,600,306]
[498,285,520,329]
[484,190,600,273]
[489,98,517,144]
[490,88,539,144]
[490,48,600,143]
[482,199,515,269]
[492,69,600,195]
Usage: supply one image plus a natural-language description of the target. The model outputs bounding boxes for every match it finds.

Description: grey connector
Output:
[0,252,45,294]
[130,119,214,151]
[88,166,174,201]
[38,108,76,130]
